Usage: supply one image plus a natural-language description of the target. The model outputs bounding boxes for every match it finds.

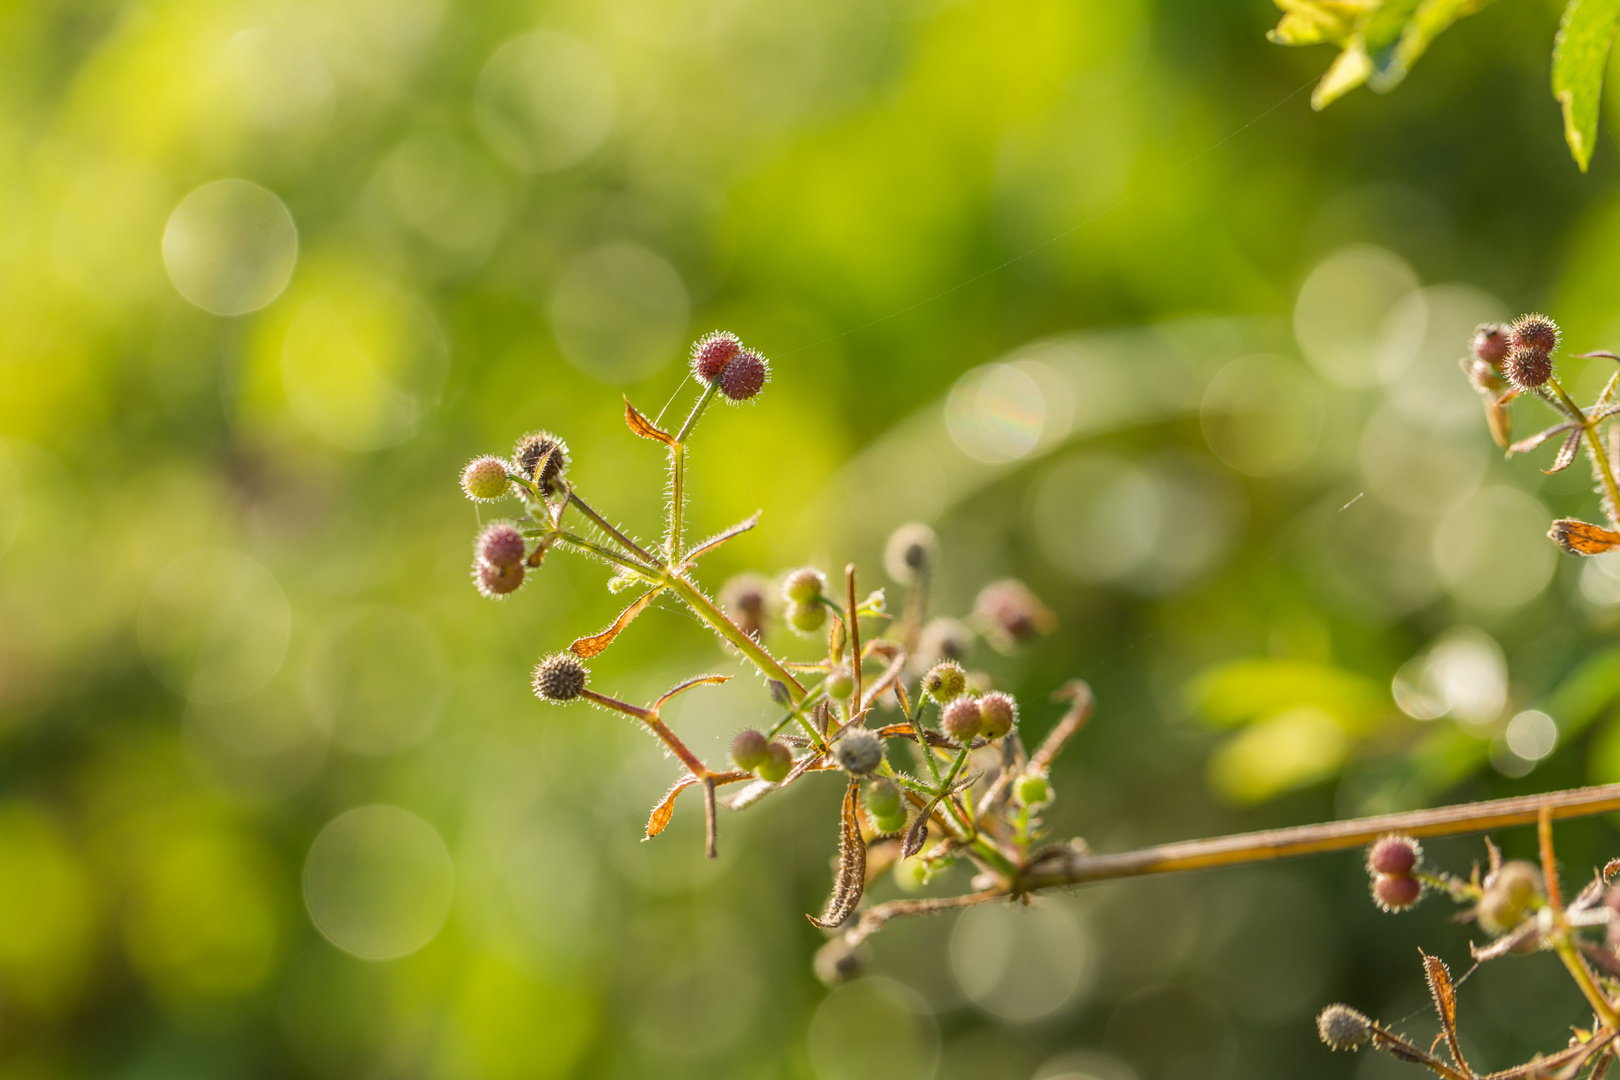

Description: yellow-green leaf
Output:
[1554,0,1620,171]
[1313,40,1375,109]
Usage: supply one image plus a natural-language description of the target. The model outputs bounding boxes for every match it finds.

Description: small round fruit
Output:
[1317,1004,1372,1051]
[783,568,826,604]
[691,331,742,383]
[719,349,768,401]
[922,661,966,703]
[940,697,982,743]
[531,653,587,702]
[978,691,1017,740]
[476,522,526,569]
[884,523,937,585]
[460,456,511,502]
[756,741,793,783]
[731,729,769,771]
[1372,872,1422,912]
[1015,773,1050,806]
[871,809,909,835]
[473,559,524,598]
[786,600,827,634]
[1477,861,1544,935]
[835,728,884,775]
[1367,834,1421,877]
[512,431,569,492]
[825,664,855,701]
[1472,323,1509,366]
[1510,313,1560,355]
[865,777,903,818]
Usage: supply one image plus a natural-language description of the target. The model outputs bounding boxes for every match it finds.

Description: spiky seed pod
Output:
[834,728,884,775]
[916,617,972,668]
[884,523,937,585]
[719,573,771,640]
[731,728,769,771]
[474,559,524,598]
[865,777,903,818]
[718,348,768,401]
[783,568,826,604]
[1316,1004,1372,1051]
[1367,834,1421,877]
[871,809,909,834]
[531,652,587,701]
[978,691,1018,740]
[460,456,511,502]
[1472,323,1510,366]
[940,696,982,743]
[476,522,526,569]
[1477,861,1544,935]
[1372,872,1422,912]
[975,579,1056,648]
[512,431,569,493]
[922,660,967,703]
[756,741,793,783]
[825,664,855,702]
[1015,773,1050,806]
[691,331,742,382]
[1510,313,1560,355]
[786,600,827,635]
[1504,347,1553,390]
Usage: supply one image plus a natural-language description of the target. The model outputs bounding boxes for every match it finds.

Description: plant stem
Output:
[1020,781,1620,891]
[666,382,718,563]
[662,572,807,700]
[564,490,664,569]
[1550,377,1620,525]
[1557,939,1620,1029]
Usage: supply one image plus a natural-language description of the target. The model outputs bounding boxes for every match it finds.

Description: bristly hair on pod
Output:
[512,431,570,494]
[531,653,588,701]
[474,559,524,599]
[1509,313,1560,356]
[1471,323,1510,367]
[1316,1004,1372,1051]
[1504,346,1553,390]
[691,331,743,383]
[476,522,526,569]
[833,728,884,775]
[461,456,512,502]
[718,348,768,401]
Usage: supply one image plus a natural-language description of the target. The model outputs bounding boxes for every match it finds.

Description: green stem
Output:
[1551,377,1620,526]
[564,491,664,569]
[1556,937,1619,1029]
[555,533,660,577]
[666,383,718,564]
[663,573,807,701]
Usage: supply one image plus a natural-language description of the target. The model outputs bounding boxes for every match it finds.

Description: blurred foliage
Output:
[10,0,1620,1078]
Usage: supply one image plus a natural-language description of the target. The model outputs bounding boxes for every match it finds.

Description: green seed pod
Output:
[783,568,826,604]
[870,809,909,835]
[731,729,769,771]
[756,741,793,783]
[825,664,855,701]
[864,776,903,817]
[1014,773,1050,806]
[460,456,511,502]
[1476,861,1544,935]
[922,661,966,704]
[786,600,827,635]
[977,691,1017,740]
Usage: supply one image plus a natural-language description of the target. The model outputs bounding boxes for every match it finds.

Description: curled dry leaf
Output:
[571,589,662,658]
[809,778,868,929]
[1551,518,1620,556]
[623,396,675,445]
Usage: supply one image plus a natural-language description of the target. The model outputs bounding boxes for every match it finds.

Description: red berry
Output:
[718,349,768,401]
[940,697,981,743]
[691,331,742,383]
[1372,872,1422,912]
[1504,347,1552,390]
[477,522,526,569]
[1367,834,1420,876]
[1510,313,1560,355]
[1472,323,1509,366]
[473,559,524,598]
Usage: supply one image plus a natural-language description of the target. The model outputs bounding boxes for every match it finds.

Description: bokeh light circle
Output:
[550,243,688,384]
[806,977,937,1080]
[137,549,292,705]
[303,607,449,756]
[1505,710,1557,761]
[1200,355,1323,476]
[163,180,298,315]
[475,31,614,173]
[944,363,1046,463]
[950,898,1094,1022]
[1293,244,1420,387]
[1432,486,1555,610]
[303,805,453,961]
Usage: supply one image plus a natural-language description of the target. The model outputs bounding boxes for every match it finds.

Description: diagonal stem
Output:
[1550,377,1620,526]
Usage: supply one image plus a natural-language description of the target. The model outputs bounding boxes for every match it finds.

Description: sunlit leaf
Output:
[808,779,867,929]
[1550,518,1620,555]
[622,395,675,445]
[1188,658,1387,733]
[569,589,662,658]
[1207,707,1349,803]
[1554,0,1620,171]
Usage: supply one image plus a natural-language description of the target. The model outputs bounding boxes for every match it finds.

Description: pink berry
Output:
[1372,873,1422,912]
[477,523,526,569]
[691,331,742,383]
[718,349,768,401]
[1367,834,1420,876]
[473,559,524,599]
[940,697,981,743]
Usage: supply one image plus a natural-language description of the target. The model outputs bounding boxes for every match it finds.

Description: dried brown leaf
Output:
[1545,427,1584,473]
[1551,518,1620,556]
[900,810,930,860]
[646,775,701,839]
[1422,952,1469,1075]
[1510,422,1577,456]
[623,396,675,445]
[571,589,661,657]
[1486,399,1512,449]
[809,778,868,929]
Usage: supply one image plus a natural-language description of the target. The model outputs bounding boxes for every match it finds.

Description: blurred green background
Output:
[13,0,1620,1077]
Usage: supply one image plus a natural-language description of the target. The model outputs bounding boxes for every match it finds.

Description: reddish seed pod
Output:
[940,697,982,743]
[1367,834,1420,877]
[477,522,526,569]
[718,348,768,401]
[691,331,743,383]
[1371,872,1422,912]
[1472,323,1510,366]
[1510,313,1560,355]
[720,573,771,640]
[531,652,587,701]
[473,559,524,598]
[460,456,511,502]
[975,579,1056,648]
[1504,347,1552,390]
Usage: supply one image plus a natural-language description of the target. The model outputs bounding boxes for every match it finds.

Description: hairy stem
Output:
[662,573,807,701]
[1551,376,1620,526]
[666,382,718,563]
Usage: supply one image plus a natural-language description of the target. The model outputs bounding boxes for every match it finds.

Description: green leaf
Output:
[1371,0,1496,93]
[1553,0,1620,171]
